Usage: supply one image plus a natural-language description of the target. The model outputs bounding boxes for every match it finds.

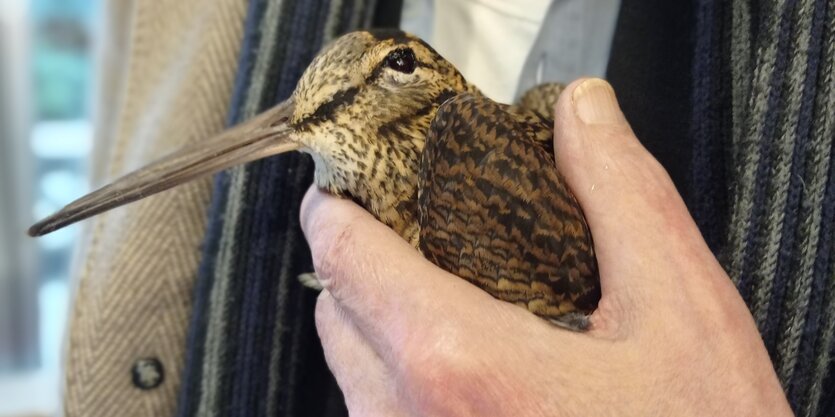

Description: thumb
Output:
[553,78,715,317]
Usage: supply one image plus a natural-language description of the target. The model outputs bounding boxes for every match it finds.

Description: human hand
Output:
[300,78,794,417]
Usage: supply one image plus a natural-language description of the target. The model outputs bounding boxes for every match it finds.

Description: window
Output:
[0,0,97,414]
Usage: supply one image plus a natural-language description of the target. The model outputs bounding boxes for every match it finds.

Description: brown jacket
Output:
[64,1,246,415]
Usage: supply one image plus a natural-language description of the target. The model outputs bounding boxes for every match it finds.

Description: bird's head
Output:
[29,30,474,239]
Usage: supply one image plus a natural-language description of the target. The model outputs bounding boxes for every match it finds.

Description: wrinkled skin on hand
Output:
[300,78,794,417]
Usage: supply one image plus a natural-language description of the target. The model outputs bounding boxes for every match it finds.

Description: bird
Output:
[29,29,600,330]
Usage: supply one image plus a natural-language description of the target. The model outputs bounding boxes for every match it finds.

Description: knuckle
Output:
[308,217,361,289]
[398,327,446,374]
[396,324,475,406]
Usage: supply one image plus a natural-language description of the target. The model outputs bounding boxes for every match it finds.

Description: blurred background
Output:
[0,0,99,415]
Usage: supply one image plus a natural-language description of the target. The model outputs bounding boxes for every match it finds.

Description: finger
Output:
[300,187,503,358]
[552,79,723,308]
[315,291,409,417]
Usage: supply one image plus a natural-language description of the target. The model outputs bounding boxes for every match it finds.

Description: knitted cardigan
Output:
[176,1,835,416]
[690,1,835,415]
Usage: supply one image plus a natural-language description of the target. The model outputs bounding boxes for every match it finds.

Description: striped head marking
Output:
[289,30,475,238]
[30,30,474,243]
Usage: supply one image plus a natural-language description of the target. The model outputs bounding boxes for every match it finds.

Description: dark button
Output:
[131,357,164,390]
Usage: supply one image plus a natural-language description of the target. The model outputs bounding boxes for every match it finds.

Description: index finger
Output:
[300,187,505,355]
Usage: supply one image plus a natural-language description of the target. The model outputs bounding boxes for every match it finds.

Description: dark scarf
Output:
[688,1,835,415]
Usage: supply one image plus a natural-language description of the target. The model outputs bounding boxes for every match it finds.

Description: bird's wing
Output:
[418,93,599,329]
[511,82,567,120]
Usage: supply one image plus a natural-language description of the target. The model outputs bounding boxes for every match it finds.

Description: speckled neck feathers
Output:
[288,30,476,244]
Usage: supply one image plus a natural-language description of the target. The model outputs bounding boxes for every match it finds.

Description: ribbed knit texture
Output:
[176,2,402,416]
[689,1,835,415]
[64,1,247,416]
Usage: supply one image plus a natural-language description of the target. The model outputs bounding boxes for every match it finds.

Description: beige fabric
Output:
[64,1,246,416]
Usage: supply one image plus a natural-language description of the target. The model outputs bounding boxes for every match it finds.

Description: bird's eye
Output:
[383,48,417,74]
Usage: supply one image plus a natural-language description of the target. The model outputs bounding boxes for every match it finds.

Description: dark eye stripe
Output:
[294,86,361,128]
[365,62,387,84]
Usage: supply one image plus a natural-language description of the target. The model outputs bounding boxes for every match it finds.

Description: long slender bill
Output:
[29,99,299,237]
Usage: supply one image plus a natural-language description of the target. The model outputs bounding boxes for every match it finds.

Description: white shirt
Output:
[401,0,621,103]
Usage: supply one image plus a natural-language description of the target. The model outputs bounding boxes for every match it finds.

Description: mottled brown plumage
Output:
[420,94,598,328]
[29,29,599,329]
[513,82,567,119]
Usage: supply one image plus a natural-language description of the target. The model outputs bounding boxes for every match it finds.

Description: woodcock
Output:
[29,29,600,330]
